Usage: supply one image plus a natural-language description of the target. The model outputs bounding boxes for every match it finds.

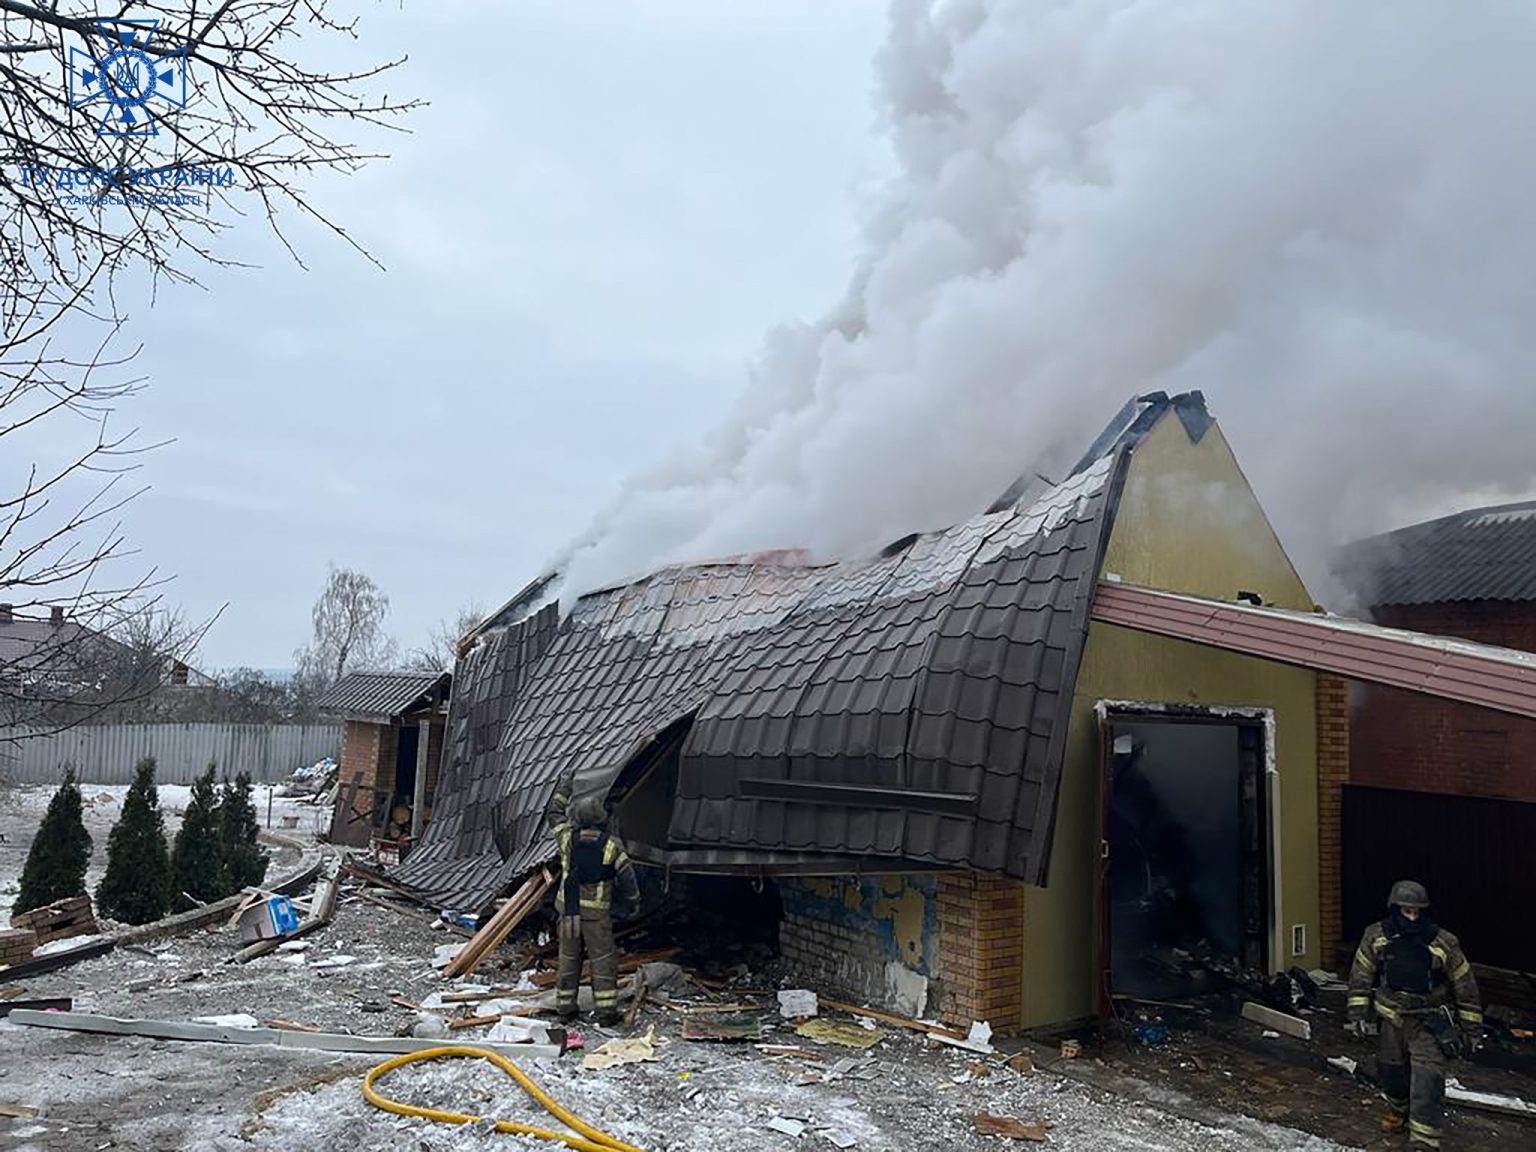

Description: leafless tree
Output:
[294,564,395,690]
[406,602,484,673]
[1,3,415,731]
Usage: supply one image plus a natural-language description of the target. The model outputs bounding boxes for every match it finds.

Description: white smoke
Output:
[559,0,1536,603]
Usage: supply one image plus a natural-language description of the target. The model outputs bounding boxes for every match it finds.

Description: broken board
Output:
[1241,1000,1311,1041]
[680,1013,765,1042]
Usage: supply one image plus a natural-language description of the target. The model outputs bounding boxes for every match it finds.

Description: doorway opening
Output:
[1099,707,1273,1011]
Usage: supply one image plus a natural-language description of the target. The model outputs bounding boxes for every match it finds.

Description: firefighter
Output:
[550,790,639,1028]
[1347,881,1483,1149]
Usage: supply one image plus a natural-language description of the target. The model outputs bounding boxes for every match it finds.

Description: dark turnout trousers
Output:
[1379,1014,1446,1149]
[555,910,619,1017]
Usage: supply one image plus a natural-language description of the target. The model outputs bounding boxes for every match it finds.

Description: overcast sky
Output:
[113,1,890,669]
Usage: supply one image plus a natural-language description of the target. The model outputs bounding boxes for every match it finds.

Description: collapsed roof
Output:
[391,393,1214,911]
[1335,500,1536,607]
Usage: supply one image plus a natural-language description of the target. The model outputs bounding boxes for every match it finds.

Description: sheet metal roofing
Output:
[1091,581,1536,719]
[314,671,449,720]
[391,393,1212,911]
[1334,501,1536,607]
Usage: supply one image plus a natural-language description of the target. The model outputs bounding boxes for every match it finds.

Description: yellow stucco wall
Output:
[1019,414,1320,1028]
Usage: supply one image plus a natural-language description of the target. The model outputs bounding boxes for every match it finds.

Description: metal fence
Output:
[0,723,341,786]
[1342,784,1536,972]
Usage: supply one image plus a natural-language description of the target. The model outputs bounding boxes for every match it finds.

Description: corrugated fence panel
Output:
[0,724,342,786]
[1342,784,1536,972]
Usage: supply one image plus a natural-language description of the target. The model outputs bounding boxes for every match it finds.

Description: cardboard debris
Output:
[973,1112,1050,1142]
[795,1018,885,1050]
[582,1027,659,1071]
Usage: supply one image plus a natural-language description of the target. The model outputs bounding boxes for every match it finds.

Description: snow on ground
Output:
[240,1039,1348,1152]
[0,782,324,919]
[0,887,1349,1151]
[1,864,1509,1152]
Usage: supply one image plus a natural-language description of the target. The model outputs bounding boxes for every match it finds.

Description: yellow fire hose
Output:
[361,1045,647,1152]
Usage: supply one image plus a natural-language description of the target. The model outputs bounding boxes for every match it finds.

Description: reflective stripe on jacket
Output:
[553,821,639,916]
[1348,920,1482,1027]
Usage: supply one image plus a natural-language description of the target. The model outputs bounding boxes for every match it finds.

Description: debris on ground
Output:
[581,1027,660,1070]
[680,1012,766,1042]
[974,1112,1051,1141]
[778,988,818,1018]
[10,894,99,945]
[795,1017,886,1049]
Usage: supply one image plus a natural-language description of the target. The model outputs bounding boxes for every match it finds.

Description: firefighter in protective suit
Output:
[1348,881,1482,1149]
[549,786,639,1028]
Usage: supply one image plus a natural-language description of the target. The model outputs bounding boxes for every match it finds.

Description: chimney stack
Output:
[49,606,64,627]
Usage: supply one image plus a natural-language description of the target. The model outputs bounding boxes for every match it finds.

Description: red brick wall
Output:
[1351,601,1536,803]
[339,720,384,818]
[1316,675,1350,968]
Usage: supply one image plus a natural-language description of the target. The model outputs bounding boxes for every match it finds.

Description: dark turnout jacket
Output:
[1348,916,1482,1030]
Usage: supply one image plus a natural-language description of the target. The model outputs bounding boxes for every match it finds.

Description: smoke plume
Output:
[559,0,1536,604]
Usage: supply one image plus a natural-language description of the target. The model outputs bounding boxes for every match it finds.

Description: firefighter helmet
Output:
[1387,880,1430,909]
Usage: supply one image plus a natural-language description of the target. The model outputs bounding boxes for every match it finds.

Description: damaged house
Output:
[390,392,1536,1031]
[1332,504,1536,980]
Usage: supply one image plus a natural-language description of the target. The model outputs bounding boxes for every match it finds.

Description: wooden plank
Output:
[1241,1001,1312,1041]
[0,1103,41,1119]
[443,868,552,979]
[8,1009,562,1060]
[819,998,967,1041]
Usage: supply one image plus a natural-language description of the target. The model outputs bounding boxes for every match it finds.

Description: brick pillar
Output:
[1316,673,1351,970]
[935,872,1025,1033]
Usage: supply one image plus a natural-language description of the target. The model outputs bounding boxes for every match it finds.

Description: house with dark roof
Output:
[1333,503,1536,976]
[390,394,1536,1029]
[0,603,132,699]
[384,393,1332,1028]
[316,670,451,850]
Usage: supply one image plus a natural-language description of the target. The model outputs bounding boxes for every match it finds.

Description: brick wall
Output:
[1315,674,1350,969]
[1352,601,1536,803]
[338,720,381,819]
[777,872,1029,1032]
[778,876,937,1013]
[934,873,1024,1033]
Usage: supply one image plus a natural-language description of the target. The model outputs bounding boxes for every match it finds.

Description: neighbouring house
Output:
[1332,502,1536,979]
[390,392,1536,1031]
[0,603,132,700]
[317,671,451,851]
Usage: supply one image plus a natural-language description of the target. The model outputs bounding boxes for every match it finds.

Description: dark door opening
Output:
[394,723,419,810]
[1101,713,1269,1008]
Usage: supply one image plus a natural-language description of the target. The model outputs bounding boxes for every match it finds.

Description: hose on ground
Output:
[361,1045,646,1152]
